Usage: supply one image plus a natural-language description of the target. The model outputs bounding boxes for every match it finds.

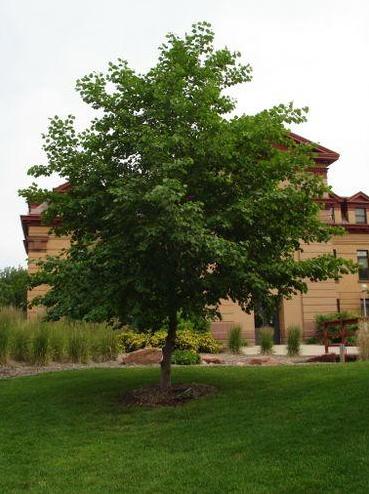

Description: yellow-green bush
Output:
[117,328,220,354]
[195,332,221,353]
[176,330,200,351]
[115,330,147,353]
[147,330,167,348]
[176,330,221,352]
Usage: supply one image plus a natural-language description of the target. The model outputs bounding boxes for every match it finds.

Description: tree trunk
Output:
[160,313,177,390]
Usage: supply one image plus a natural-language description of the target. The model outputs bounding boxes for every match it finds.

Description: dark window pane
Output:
[361,299,369,316]
[341,203,349,222]
[356,208,367,224]
[358,250,369,280]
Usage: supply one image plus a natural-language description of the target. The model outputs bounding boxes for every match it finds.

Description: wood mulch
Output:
[121,383,217,407]
[0,360,121,379]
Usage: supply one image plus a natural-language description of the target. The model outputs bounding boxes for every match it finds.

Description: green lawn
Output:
[1,365,369,493]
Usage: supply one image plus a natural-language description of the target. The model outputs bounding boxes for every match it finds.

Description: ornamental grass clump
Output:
[0,306,24,327]
[31,327,50,366]
[47,323,66,362]
[0,322,10,365]
[67,328,90,363]
[287,325,301,357]
[90,324,119,362]
[10,317,40,362]
[357,327,369,361]
[11,327,32,362]
[228,325,244,354]
[260,327,274,355]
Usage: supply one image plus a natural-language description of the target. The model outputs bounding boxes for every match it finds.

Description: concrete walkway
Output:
[242,344,358,357]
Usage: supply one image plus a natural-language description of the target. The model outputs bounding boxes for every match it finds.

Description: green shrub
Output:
[0,267,28,310]
[260,327,274,355]
[305,336,319,344]
[67,329,90,363]
[0,322,10,365]
[287,326,301,357]
[315,311,358,343]
[171,349,200,365]
[31,328,49,366]
[346,335,357,346]
[177,314,211,333]
[228,325,244,354]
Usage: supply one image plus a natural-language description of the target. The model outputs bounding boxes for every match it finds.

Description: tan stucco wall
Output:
[212,299,255,343]
[27,226,70,319]
[333,233,369,313]
[214,233,369,343]
[26,226,369,342]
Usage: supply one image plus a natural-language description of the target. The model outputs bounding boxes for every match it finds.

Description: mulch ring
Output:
[121,383,217,407]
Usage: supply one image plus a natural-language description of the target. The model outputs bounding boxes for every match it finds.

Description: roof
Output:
[289,132,340,165]
[20,132,344,251]
[328,191,369,204]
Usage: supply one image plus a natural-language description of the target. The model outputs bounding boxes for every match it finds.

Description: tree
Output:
[20,22,355,389]
[0,266,28,311]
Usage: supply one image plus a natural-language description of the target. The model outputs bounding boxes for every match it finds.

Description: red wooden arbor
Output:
[322,317,359,354]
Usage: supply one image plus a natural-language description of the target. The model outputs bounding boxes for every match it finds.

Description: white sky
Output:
[1,0,368,268]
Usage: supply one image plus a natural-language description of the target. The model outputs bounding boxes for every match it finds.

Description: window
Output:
[341,202,349,222]
[355,208,367,224]
[333,250,340,283]
[357,250,369,280]
[361,299,369,317]
[328,206,335,223]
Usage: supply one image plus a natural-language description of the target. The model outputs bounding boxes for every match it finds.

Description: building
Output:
[21,134,369,343]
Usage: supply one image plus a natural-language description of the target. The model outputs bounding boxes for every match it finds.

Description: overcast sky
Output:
[1,0,368,268]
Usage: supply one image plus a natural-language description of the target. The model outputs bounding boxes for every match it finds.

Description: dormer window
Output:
[340,202,349,222]
[355,207,367,224]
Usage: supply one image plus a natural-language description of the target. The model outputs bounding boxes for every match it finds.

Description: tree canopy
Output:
[20,22,355,388]
[0,266,28,311]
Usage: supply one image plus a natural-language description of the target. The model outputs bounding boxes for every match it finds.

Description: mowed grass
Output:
[1,365,369,493]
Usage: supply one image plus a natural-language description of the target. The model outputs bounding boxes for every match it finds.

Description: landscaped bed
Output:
[0,347,361,379]
[1,365,369,493]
